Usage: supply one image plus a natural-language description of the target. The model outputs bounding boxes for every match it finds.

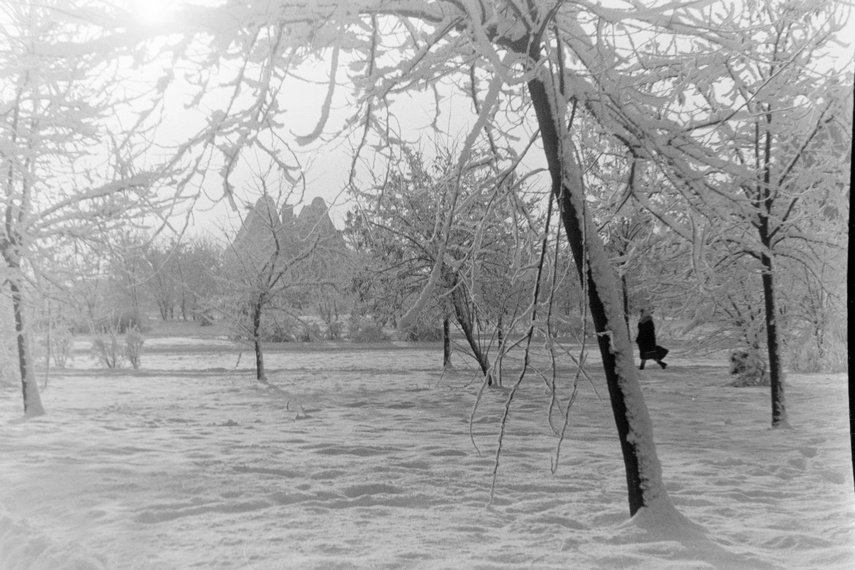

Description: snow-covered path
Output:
[1,342,852,569]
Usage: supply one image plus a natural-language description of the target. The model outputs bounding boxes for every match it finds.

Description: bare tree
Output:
[348,145,540,384]
[592,0,851,426]
[1,0,182,417]
[218,192,334,382]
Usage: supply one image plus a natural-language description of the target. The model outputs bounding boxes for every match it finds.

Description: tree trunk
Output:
[622,274,631,339]
[495,313,504,386]
[442,316,453,370]
[757,110,789,428]
[44,299,52,389]
[526,65,666,516]
[761,256,788,427]
[449,275,491,384]
[9,278,46,417]
[251,296,266,382]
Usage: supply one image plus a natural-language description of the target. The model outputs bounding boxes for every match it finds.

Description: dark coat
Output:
[636,316,657,353]
[636,316,668,361]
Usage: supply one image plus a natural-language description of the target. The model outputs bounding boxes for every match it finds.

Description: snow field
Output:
[0,342,852,569]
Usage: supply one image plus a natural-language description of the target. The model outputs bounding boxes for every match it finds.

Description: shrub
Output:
[91,333,125,369]
[125,328,144,370]
[50,328,73,368]
[298,321,322,342]
[326,320,343,341]
[196,311,215,327]
[788,334,848,374]
[729,349,770,387]
[265,317,299,342]
[79,311,146,335]
[404,319,443,341]
[349,314,387,343]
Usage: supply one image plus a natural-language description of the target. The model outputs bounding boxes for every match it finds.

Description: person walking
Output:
[636,308,668,370]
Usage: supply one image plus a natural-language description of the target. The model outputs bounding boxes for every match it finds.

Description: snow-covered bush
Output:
[403,318,442,342]
[728,349,770,387]
[298,321,322,342]
[91,331,125,369]
[125,328,144,370]
[49,328,74,368]
[325,320,343,341]
[788,334,847,374]
[349,314,387,343]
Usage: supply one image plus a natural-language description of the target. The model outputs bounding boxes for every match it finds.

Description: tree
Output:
[1,0,182,417]
[144,236,223,322]
[708,2,849,426]
[144,241,179,320]
[606,0,850,426]
[222,195,295,382]
[347,145,539,384]
[219,190,343,382]
[178,237,224,324]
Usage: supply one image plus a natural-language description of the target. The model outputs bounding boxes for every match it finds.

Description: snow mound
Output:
[611,495,778,569]
[0,505,107,570]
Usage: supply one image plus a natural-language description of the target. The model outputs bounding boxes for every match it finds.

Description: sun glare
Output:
[132,0,173,28]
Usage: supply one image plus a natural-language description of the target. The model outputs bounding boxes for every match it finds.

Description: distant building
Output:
[226,195,349,313]
[230,195,287,264]
[230,195,346,267]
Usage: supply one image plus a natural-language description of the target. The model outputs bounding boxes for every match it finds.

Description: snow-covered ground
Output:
[1,332,852,569]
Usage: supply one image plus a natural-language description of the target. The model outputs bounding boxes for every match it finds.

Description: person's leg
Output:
[655,347,668,368]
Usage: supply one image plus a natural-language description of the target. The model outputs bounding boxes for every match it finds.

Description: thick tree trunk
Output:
[9,278,45,417]
[526,68,666,516]
[761,257,788,427]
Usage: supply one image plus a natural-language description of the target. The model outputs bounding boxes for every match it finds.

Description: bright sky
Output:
[117,1,537,240]
[128,0,851,241]
[131,0,175,28]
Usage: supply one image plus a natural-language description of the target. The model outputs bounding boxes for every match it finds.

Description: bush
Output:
[404,319,443,341]
[91,333,125,369]
[196,311,215,327]
[349,314,387,343]
[298,321,322,342]
[50,328,73,368]
[326,320,343,341]
[728,349,770,387]
[125,328,144,370]
[265,317,299,342]
[788,335,848,373]
[77,311,146,335]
